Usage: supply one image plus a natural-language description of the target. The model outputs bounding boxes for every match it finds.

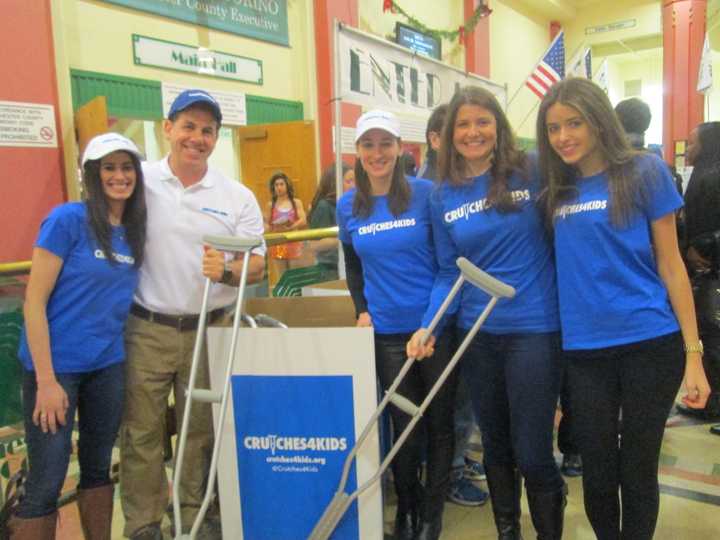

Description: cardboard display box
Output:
[244,294,356,327]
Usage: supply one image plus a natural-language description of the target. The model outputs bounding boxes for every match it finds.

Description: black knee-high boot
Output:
[526,484,567,540]
[485,464,523,540]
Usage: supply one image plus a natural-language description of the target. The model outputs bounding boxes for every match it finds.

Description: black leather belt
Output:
[130,303,226,332]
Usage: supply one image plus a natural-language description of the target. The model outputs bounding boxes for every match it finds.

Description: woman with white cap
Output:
[337,110,457,540]
[8,133,146,540]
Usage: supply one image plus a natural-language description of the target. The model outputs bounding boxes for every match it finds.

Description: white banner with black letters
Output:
[337,24,507,115]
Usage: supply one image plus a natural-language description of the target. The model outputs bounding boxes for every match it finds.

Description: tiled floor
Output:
[2,407,718,539]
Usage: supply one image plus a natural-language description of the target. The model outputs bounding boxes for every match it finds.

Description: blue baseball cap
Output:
[168,89,222,124]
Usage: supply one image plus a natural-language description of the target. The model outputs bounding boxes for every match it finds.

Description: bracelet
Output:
[684,340,704,354]
[220,263,234,286]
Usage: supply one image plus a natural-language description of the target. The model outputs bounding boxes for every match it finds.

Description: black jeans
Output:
[374,331,458,519]
[557,361,579,456]
[566,332,684,540]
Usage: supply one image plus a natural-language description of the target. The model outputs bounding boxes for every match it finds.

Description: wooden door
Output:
[74,96,108,159]
[237,120,317,214]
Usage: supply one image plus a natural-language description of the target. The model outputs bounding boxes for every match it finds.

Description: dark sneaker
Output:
[560,453,583,477]
[447,477,489,506]
[711,424,720,436]
[464,457,486,481]
[129,523,163,540]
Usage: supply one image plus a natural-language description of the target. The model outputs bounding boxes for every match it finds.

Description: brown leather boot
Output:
[8,512,57,540]
[77,484,114,540]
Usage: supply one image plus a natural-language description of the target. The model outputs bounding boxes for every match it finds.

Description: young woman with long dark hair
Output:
[536,77,710,540]
[409,85,565,540]
[337,109,457,540]
[10,133,146,540]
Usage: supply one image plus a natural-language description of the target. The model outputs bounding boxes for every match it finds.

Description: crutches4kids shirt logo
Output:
[358,218,416,235]
[243,434,348,473]
[444,189,530,223]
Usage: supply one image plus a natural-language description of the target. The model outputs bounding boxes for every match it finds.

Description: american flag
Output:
[526,32,565,99]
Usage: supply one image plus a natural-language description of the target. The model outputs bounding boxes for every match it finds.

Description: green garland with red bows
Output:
[382,0,491,45]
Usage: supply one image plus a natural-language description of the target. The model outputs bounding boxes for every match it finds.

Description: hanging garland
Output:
[383,0,491,45]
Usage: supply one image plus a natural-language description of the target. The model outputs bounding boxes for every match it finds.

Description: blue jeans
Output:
[18,362,125,518]
[463,331,564,493]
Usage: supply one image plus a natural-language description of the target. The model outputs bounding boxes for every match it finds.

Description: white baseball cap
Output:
[82,133,143,166]
[355,109,401,142]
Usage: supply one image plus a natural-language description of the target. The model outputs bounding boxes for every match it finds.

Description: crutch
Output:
[308,257,516,540]
[172,234,263,540]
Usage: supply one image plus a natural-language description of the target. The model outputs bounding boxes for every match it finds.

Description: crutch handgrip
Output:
[202,234,264,252]
[190,389,222,403]
[457,257,516,298]
[388,393,420,416]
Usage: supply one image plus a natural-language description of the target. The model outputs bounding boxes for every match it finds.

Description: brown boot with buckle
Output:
[77,484,114,540]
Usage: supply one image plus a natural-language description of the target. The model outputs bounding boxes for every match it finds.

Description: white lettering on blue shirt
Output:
[357,218,416,235]
[94,249,135,265]
[444,189,531,223]
[554,199,608,220]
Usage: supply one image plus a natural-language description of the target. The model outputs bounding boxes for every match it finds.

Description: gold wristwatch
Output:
[684,340,704,354]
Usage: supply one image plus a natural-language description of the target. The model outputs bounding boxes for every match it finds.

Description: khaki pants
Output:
[120,314,213,536]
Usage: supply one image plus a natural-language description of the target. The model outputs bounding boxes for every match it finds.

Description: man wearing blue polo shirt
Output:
[120,90,265,540]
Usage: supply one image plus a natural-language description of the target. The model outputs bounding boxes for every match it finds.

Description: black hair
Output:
[614,98,652,149]
[82,152,146,267]
[692,121,720,170]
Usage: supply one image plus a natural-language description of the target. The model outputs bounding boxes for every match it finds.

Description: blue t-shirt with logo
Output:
[421,171,559,334]
[553,153,682,350]
[337,178,437,334]
[18,203,139,372]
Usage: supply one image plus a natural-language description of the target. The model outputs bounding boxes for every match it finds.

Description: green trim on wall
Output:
[246,95,303,124]
[70,69,303,124]
[71,69,161,121]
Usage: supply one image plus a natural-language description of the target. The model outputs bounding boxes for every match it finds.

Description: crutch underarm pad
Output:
[203,234,264,252]
[456,257,516,298]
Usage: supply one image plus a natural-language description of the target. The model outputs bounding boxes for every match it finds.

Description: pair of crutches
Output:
[308,257,516,540]
[172,234,263,540]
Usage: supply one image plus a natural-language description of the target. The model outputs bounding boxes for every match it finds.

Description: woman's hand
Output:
[356,312,373,328]
[33,379,68,434]
[406,328,436,360]
[681,355,711,409]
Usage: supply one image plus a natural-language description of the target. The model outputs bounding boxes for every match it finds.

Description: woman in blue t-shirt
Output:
[536,77,710,540]
[337,109,457,540]
[409,86,566,539]
[10,133,146,538]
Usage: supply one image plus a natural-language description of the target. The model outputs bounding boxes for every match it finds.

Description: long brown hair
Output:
[352,137,410,219]
[308,162,351,222]
[438,86,527,212]
[536,78,647,227]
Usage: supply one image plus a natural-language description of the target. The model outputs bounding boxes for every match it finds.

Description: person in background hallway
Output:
[338,109,458,540]
[409,86,566,540]
[614,97,651,151]
[10,133,146,540]
[676,121,720,430]
[306,162,354,281]
[417,102,490,508]
[264,172,307,283]
[537,77,710,540]
[120,90,265,540]
[401,151,418,177]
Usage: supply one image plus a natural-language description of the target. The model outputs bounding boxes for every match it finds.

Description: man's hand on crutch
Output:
[407,328,435,360]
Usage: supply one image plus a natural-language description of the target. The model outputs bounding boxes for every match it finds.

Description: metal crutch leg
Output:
[308,257,516,540]
[172,235,263,540]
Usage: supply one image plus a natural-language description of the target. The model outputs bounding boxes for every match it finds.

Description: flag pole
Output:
[517,100,540,134]
[507,30,564,111]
